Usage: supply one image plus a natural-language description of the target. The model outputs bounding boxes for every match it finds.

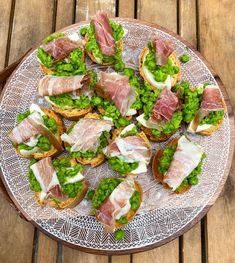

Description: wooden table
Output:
[0,0,234,262]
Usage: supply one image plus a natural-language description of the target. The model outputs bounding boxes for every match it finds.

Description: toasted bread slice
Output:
[139,124,175,142]
[139,47,181,90]
[16,108,64,159]
[35,158,88,209]
[64,112,107,167]
[110,128,151,176]
[51,104,92,121]
[188,99,227,135]
[85,32,123,65]
[39,49,85,75]
[152,138,190,194]
[94,178,142,231]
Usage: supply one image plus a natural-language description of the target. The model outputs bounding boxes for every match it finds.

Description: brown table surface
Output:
[0,0,235,262]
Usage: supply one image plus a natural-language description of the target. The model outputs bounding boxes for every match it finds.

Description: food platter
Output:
[0,18,234,254]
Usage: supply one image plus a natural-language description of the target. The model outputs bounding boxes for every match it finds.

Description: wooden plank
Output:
[37,233,58,263]
[62,249,108,263]
[134,1,179,261]
[133,239,179,263]
[8,0,54,64]
[113,255,130,263]
[137,0,177,32]
[199,2,235,262]
[183,224,201,263]
[55,0,74,30]
[0,197,35,263]
[75,0,116,22]
[0,0,12,69]
[118,0,135,18]
[178,1,201,262]
[178,0,197,47]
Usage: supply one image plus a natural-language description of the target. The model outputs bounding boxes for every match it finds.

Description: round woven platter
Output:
[0,18,234,255]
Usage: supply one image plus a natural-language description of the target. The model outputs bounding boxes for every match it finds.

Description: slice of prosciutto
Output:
[150,87,180,124]
[92,11,116,56]
[153,37,175,66]
[163,136,204,191]
[96,177,135,231]
[30,157,64,200]
[96,72,137,116]
[103,135,151,164]
[42,35,84,60]
[38,74,93,97]
[61,118,113,152]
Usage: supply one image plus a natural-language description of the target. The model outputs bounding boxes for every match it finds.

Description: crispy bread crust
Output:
[94,179,142,231]
[35,158,88,209]
[85,32,123,65]
[15,108,64,159]
[152,137,190,194]
[139,47,181,90]
[64,112,107,167]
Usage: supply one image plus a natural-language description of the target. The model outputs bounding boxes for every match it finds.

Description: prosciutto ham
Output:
[9,112,44,145]
[153,37,174,66]
[103,135,151,164]
[42,35,84,60]
[92,11,116,56]
[30,157,64,200]
[61,118,113,152]
[150,87,180,123]
[38,74,93,97]
[163,136,204,191]
[96,177,135,231]
[96,72,137,116]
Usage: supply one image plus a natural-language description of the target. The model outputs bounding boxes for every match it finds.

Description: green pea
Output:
[123,68,135,77]
[116,216,128,225]
[114,229,125,240]
[80,27,87,37]
[118,117,130,127]
[180,53,190,63]
[16,111,30,123]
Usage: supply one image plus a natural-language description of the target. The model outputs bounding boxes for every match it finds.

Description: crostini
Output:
[28,157,88,209]
[61,113,113,167]
[186,84,226,135]
[9,104,64,159]
[137,87,183,141]
[38,72,96,120]
[83,11,125,70]
[37,32,86,75]
[152,135,206,193]
[139,37,180,90]
[103,124,151,176]
[92,70,142,128]
[92,177,142,232]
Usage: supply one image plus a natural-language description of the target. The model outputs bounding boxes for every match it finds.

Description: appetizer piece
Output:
[137,87,182,141]
[9,104,64,159]
[28,157,88,209]
[103,124,151,176]
[39,72,96,120]
[152,135,206,193]
[61,113,113,167]
[84,11,125,70]
[92,71,142,128]
[37,32,86,75]
[92,177,142,232]
[139,37,180,90]
[187,85,226,135]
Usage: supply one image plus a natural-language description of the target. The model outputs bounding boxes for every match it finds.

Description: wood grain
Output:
[37,233,58,263]
[178,0,197,47]
[55,0,74,30]
[0,197,35,263]
[133,239,179,263]
[199,1,235,262]
[0,0,12,69]
[137,0,177,32]
[8,0,54,64]
[118,0,135,18]
[75,0,116,22]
